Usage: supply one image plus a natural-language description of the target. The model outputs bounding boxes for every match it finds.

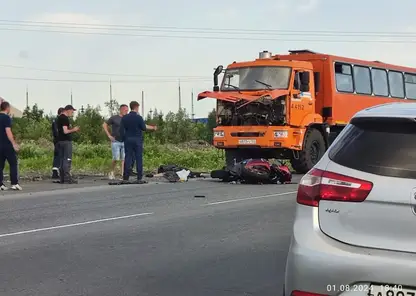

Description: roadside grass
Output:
[5,140,225,176]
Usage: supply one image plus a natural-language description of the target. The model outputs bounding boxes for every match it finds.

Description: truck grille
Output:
[230,132,265,137]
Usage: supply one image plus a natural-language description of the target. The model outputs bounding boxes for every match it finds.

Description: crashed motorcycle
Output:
[211,158,292,184]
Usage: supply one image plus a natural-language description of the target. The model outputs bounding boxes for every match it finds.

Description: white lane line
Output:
[204,191,297,206]
[0,212,153,238]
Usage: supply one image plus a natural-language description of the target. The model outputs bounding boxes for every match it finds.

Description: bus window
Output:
[353,65,371,95]
[405,73,416,99]
[372,68,389,97]
[335,62,353,93]
[388,71,405,98]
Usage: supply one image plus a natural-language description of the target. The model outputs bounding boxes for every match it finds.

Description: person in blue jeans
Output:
[103,104,129,179]
[119,100,156,183]
[0,101,22,191]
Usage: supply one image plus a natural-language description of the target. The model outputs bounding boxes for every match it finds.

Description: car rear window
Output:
[328,117,416,179]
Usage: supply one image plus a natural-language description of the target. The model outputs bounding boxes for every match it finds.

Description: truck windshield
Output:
[220,66,291,91]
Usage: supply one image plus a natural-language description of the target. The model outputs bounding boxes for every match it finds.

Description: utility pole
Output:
[191,89,195,119]
[109,79,113,114]
[178,79,182,111]
[70,89,73,105]
[141,90,144,115]
[110,79,113,101]
[25,85,29,108]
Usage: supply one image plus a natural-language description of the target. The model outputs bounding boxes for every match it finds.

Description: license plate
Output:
[274,131,288,138]
[238,139,256,145]
[370,285,416,296]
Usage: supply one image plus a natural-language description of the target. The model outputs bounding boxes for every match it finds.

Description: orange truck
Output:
[198,49,416,173]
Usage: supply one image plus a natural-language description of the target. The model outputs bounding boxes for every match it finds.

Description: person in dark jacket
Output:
[119,101,156,182]
[51,107,64,179]
[0,101,21,190]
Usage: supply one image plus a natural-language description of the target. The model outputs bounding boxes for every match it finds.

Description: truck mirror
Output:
[214,65,223,76]
[213,65,224,92]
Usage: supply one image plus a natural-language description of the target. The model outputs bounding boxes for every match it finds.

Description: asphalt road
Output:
[0,178,300,296]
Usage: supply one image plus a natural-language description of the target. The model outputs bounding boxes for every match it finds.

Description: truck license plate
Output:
[238,139,256,145]
[369,285,415,296]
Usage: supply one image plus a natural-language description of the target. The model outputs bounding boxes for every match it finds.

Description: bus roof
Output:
[276,49,416,73]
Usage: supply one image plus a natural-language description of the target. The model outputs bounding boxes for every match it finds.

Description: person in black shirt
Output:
[56,105,80,184]
[51,107,64,179]
[0,101,21,190]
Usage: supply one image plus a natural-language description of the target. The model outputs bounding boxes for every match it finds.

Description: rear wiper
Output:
[224,83,241,93]
[255,80,272,89]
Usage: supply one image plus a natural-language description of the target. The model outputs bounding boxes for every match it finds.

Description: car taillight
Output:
[291,291,328,296]
[296,168,373,207]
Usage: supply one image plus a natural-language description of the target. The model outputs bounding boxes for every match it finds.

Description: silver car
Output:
[284,102,416,296]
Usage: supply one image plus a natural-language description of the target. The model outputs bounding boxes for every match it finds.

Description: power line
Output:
[1,22,415,38]
[0,27,415,43]
[0,76,211,83]
[0,64,210,78]
[1,19,415,36]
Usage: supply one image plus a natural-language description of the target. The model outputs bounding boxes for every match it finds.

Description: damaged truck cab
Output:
[198,49,415,173]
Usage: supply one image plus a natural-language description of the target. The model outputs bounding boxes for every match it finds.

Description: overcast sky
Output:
[0,0,414,117]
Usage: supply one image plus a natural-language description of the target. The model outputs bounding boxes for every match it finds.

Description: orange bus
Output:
[198,49,416,173]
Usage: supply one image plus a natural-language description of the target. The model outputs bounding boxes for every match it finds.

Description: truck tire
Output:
[291,128,326,174]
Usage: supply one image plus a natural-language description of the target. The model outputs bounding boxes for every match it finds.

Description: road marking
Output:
[0,212,154,238]
[204,191,297,206]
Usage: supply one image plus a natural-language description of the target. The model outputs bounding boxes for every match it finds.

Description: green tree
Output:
[104,99,120,117]
[73,105,106,144]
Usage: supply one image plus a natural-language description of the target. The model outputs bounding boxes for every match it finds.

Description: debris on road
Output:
[157,164,204,183]
[108,180,148,185]
[211,159,292,184]
[194,195,206,198]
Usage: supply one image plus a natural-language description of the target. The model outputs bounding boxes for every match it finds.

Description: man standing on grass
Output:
[56,105,80,184]
[0,101,21,191]
[102,104,128,180]
[51,107,64,179]
[120,101,156,183]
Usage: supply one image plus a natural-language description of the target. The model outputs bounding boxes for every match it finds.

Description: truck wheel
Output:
[290,128,326,174]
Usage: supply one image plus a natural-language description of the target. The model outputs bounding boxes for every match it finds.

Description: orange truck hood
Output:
[197,89,289,103]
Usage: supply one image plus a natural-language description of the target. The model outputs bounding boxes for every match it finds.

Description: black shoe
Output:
[129,170,137,176]
[52,170,59,179]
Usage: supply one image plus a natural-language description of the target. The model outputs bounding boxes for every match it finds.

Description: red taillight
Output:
[296,168,373,207]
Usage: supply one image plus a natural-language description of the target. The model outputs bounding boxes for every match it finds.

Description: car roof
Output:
[354,102,416,119]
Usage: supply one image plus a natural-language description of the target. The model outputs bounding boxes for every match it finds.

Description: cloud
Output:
[274,0,319,14]
[18,50,29,59]
[35,12,103,25]
[342,25,416,67]
[297,0,320,12]
[31,13,108,34]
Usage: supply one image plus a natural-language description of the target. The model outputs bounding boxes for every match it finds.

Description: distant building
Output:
[192,118,208,124]
[0,97,23,118]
